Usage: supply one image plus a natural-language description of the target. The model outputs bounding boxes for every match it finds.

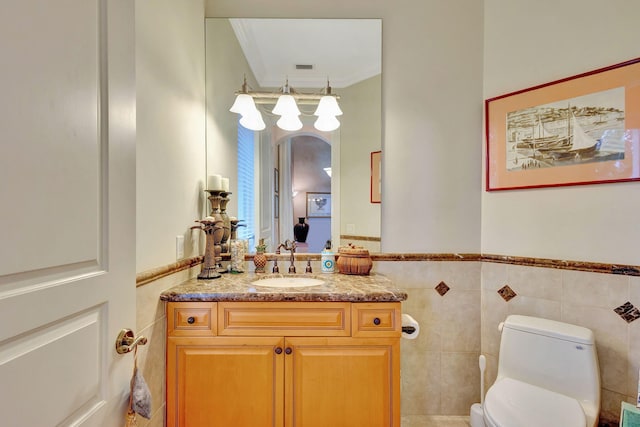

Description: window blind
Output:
[237,123,255,249]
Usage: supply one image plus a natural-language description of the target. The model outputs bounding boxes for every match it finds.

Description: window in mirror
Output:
[237,124,255,250]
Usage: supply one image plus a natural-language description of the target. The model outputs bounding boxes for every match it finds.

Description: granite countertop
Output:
[160,272,407,303]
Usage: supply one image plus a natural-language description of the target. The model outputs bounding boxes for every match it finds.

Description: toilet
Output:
[483,315,600,427]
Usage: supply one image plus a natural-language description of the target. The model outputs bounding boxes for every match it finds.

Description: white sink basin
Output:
[251,277,325,288]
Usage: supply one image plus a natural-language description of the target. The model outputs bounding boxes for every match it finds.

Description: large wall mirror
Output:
[205,18,381,254]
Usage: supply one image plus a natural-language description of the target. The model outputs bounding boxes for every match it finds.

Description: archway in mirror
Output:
[285,134,332,253]
[250,125,338,254]
[234,119,340,255]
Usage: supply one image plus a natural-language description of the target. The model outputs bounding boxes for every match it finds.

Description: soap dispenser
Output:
[321,240,335,273]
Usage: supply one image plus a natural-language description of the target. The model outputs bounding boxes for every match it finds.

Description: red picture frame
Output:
[370,150,381,203]
[486,57,640,191]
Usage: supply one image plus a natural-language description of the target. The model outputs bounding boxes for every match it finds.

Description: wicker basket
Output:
[337,244,372,275]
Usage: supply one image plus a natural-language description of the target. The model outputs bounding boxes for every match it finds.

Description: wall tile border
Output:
[373,253,640,277]
[136,256,203,287]
[481,254,640,276]
[340,234,381,242]
[373,253,482,262]
[136,252,640,288]
[374,253,640,276]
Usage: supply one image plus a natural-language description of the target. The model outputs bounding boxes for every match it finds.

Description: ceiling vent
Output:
[295,64,313,70]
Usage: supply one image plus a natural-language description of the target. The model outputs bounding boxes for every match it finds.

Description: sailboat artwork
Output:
[506,87,626,171]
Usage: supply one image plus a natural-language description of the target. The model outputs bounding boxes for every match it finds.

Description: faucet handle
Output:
[305,260,312,273]
[272,259,279,273]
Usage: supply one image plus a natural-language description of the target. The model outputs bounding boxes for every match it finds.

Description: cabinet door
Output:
[167,336,285,427]
[284,337,400,427]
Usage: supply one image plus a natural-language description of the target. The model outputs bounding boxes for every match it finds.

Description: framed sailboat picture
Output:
[485,57,640,191]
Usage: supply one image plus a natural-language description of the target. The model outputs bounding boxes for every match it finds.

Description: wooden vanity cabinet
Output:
[166,301,401,427]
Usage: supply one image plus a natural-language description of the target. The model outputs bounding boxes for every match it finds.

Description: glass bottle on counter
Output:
[229,239,247,273]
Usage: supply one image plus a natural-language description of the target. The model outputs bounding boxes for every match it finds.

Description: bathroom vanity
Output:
[161,273,407,427]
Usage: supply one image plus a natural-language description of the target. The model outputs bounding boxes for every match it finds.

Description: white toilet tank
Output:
[497,315,600,407]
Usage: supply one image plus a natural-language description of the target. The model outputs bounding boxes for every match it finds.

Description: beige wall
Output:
[205,18,261,215]
[482,0,640,265]
[135,0,206,425]
[340,75,382,240]
[136,0,207,273]
[135,0,640,423]
[481,2,640,419]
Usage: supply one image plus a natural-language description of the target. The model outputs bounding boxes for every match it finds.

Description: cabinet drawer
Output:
[218,302,351,336]
[352,302,401,337]
[167,302,217,337]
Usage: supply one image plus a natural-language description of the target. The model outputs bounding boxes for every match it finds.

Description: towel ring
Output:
[116,328,148,354]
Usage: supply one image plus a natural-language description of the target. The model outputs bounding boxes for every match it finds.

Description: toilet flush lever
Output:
[498,322,504,332]
[115,328,148,354]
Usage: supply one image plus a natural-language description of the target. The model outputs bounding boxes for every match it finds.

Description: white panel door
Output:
[0,1,136,426]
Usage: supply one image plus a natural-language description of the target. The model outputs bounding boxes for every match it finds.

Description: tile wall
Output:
[135,258,639,425]
[481,262,640,423]
[134,265,201,427]
[375,261,482,416]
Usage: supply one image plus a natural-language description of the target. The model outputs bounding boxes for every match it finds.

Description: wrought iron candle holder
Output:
[219,191,232,253]
[206,190,232,253]
[193,217,223,279]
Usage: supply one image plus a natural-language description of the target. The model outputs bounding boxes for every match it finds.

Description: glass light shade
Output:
[314,115,340,132]
[272,94,301,116]
[276,114,303,131]
[313,96,343,117]
[229,94,257,116]
[239,109,266,131]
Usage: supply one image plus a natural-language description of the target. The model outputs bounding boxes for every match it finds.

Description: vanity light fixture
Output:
[229,78,266,131]
[272,80,303,131]
[313,81,343,132]
[230,77,341,132]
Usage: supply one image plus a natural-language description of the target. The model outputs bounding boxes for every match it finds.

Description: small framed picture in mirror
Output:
[371,151,381,203]
[306,192,331,218]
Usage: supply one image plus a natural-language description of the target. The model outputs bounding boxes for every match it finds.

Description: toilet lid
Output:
[484,378,586,427]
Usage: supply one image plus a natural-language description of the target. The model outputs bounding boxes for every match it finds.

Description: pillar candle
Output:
[221,177,230,192]
[207,174,222,191]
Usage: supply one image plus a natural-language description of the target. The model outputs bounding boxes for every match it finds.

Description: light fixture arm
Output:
[236,77,339,104]
[231,77,342,131]
[245,92,339,105]
[324,78,333,95]
[238,74,250,94]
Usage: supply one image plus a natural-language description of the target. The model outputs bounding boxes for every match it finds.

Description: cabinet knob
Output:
[285,347,292,355]
[275,347,283,355]
[187,317,195,324]
[373,317,381,325]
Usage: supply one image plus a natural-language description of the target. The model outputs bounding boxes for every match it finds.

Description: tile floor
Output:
[401,415,471,427]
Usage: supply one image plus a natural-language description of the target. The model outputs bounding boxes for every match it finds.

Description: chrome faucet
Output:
[277,239,297,273]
